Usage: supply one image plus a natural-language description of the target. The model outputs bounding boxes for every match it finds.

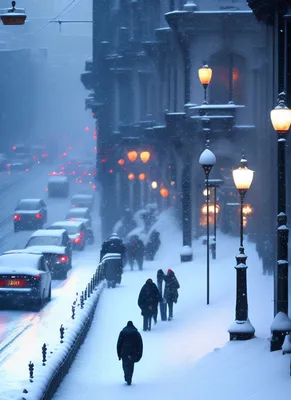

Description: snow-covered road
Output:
[0,165,101,375]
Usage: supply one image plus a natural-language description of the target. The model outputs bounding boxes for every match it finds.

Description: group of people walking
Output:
[117,269,180,385]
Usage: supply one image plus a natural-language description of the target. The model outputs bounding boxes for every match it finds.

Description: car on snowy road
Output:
[25,229,72,279]
[13,198,48,232]
[47,220,87,251]
[47,176,69,198]
[0,252,51,310]
[65,207,92,227]
[71,194,94,211]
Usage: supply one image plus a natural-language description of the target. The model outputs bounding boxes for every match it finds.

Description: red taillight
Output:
[0,279,6,287]
[14,214,21,221]
[33,155,37,160]
[69,218,77,221]
[92,185,96,190]
[83,171,87,175]
[35,213,42,219]
[33,275,41,280]
[75,237,81,244]
[6,163,11,167]
[59,255,68,263]
[42,153,48,158]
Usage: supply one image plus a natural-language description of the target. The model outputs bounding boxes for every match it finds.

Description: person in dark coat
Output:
[138,278,162,331]
[163,269,180,321]
[100,233,126,262]
[126,235,145,271]
[145,230,161,261]
[117,321,143,385]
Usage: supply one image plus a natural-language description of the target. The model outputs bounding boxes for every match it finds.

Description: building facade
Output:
[83,0,276,270]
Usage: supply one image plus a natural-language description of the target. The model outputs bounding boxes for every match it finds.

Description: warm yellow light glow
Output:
[170,180,176,186]
[128,173,135,181]
[233,164,254,191]
[198,65,212,86]
[140,151,151,163]
[127,151,138,162]
[203,189,211,196]
[151,181,158,189]
[201,204,220,215]
[118,159,125,166]
[271,106,291,133]
[139,173,146,181]
[243,204,253,215]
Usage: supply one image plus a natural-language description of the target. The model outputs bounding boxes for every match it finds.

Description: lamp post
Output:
[199,142,216,305]
[208,179,224,259]
[270,92,291,351]
[198,65,212,104]
[228,154,255,341]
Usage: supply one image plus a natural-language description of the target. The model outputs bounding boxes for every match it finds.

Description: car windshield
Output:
[27,236,61,247]
[16,200,39,210]
[53,225,80,235]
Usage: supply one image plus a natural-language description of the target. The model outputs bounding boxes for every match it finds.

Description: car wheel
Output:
[14,225,19,233]
[33,290,44,311]
[47,285,51,302]
[59,271,67,280]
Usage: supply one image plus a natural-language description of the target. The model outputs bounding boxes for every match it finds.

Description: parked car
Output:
[65,207,92,226]
[25,229,72,279]
[14,198,47,232]
[48,220,87,251]
[69,217,94,244]
[0,252,51,310]
[71,194,94,211]
[47,176,69,198]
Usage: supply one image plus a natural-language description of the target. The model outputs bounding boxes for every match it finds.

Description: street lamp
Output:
[160,187,169,198]
[228,153,255,341]
[151,181,158,189]
[270,92,291,351]
[198,64,212,104]
[127,151,138,162]
[140,151,151,163]
[0,1,27,25]
[207,178,224,259]
[199,142,216,305]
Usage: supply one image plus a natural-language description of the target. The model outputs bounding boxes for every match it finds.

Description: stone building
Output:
[82,0,275,269]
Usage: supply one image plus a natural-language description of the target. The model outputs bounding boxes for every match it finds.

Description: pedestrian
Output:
[138,278,161,331]
[163,269,180,321]
[126,235,145,270]
[145,230,161,261]
[100,233,126,262]
[117,321,143,385]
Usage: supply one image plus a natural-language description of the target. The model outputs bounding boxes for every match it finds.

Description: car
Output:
[0,252,51,310]
[71,194,94,211]
[14,199,48,232]
[48,220,87,251]
[68,217,95,244]
[47,176,69,198]
[25,229,72,279]
[65,207,92,226]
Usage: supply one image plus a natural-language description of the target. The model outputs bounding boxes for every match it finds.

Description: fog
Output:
[0,0,93,154]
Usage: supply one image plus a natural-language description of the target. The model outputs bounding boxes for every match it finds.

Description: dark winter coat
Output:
[100,238,126,261]
[164,271,180,304]
[117,322,143,363]
[126,237,145,261]
[103,259,122,282]
[145,231,161,261]
[138,281,162,317]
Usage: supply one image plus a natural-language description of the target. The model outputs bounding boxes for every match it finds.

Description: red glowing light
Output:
[101,159,106,163]
[14,215,21,221]
[85,126,90,132]
[12,146,16,150]
[63,152,67,157]
[109,169,113,173]
[35,213,42,219]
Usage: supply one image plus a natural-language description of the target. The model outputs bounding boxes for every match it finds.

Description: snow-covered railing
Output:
[21,264,105,400]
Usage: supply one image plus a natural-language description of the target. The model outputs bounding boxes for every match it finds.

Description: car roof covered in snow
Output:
[48,176,68,183]
[17,198,42,204]
[0,253,42,269]
[66,208,90,214]
[30,229,65,237]
[50,220,84,228]
[71,194,93,200]
[20,245,66,255]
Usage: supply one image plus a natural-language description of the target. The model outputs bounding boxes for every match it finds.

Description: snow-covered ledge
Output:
[180,245,193,262]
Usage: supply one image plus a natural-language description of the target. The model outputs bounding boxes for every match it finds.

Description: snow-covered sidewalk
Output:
[53,209,291,400]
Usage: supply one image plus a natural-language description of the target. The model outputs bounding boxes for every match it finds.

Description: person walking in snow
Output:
[163,269,180,321]
[126,235,145,271]
[138,278,162,331]
[145,230,161,261]
[117,321,143,385]
[100,233,126,262]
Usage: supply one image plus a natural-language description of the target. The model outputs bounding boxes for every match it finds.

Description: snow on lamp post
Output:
[228,153,255,341]
[270,92,291,351]
[198,64,212,105]
[199,142,216,305]
[0,1,27,25]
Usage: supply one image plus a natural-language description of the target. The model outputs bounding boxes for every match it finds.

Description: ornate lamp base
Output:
[228,319,255,341]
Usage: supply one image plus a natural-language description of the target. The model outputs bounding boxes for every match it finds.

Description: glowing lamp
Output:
[127,151,138,162]
[198,65,212,86]
[151,181,158,189]
[233,159,254,191]
[118,159,125,166]
[139,173,146,181]
[1,2,26,25]
[140,151,150,163]
[270,93,291,134]
[128,173,135,181]
[160,188,169,198]
[243,204,253,215]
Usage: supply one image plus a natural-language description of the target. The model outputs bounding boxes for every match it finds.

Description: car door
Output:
[63,232,72,260]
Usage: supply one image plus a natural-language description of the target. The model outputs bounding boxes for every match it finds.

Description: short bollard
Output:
[80,292,84,309]
[72,303,76,319]
[84,288,87,301]
[60,324,65,343]
[42,343,47,366]
[91,278,94,293]
[29,361,34,382]
[88,283,91,298]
